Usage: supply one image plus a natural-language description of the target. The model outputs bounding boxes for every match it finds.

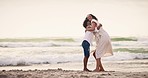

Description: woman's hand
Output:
[97,23,102,30]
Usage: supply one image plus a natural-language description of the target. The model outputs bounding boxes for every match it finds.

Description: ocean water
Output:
[0,37,148,66]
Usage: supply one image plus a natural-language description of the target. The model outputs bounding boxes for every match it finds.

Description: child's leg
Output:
[83,56,89,71]
[82,40,90,71]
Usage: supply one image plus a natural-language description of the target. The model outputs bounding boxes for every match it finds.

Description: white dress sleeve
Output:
[91,19,100,32]
[91,19,99,25]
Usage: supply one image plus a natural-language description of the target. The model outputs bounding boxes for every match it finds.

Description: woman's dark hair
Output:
[83,14,98,28]
[89,14,98,21]
[83,18,90,28]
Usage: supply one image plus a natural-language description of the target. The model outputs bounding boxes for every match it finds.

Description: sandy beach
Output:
[0,69,148,78]
[0,59,148,78]
[0,0,148,77]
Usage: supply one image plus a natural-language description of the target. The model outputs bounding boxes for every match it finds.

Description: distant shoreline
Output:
[0,36,139,42]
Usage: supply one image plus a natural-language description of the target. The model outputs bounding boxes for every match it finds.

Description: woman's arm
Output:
[97,23,102,30]
[86,22,97,31]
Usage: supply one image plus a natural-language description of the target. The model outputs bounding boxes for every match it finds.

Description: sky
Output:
[0,0,148,38]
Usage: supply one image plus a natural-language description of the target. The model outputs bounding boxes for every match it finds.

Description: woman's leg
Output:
[93,51,96,59]
[99,58,105,71]
[93,52,105,71]
[93,58,101,72]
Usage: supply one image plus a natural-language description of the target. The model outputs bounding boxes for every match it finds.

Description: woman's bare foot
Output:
[83,68,91,72]
[93,69,100,72]
[99,69,105,72]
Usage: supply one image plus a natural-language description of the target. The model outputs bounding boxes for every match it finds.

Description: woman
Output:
[86,14,113,72]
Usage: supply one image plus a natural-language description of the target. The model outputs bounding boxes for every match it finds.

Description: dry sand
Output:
[0,69,148,78]
[0,59,148,78]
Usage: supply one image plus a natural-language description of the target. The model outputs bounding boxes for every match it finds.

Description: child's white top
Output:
[83,19,100,45]
[83,31,93,45]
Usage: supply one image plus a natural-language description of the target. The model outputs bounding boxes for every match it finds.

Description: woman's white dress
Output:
[92,19,113,59]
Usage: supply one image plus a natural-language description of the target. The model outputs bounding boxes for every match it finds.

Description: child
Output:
[82,19,93,71]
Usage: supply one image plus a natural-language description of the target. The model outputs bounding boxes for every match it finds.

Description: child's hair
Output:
[83,18,90,28]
